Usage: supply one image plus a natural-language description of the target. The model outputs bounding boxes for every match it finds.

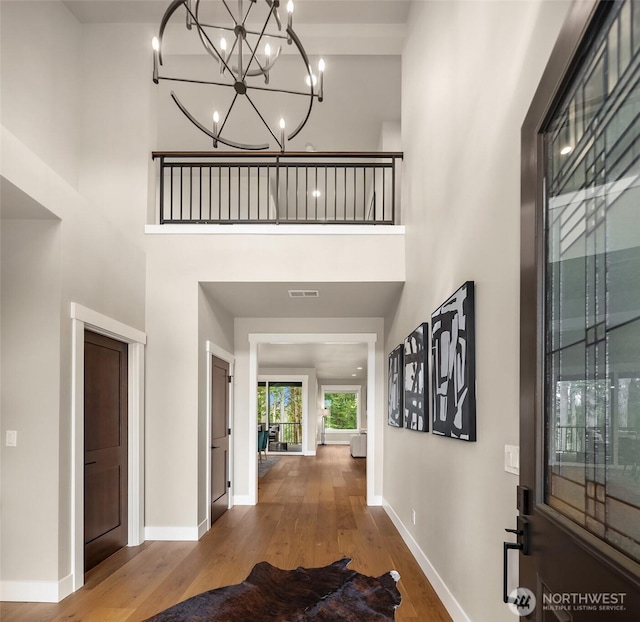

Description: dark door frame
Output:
[205,340,234,532]
[520,0,640,603]
[70,303,147,593]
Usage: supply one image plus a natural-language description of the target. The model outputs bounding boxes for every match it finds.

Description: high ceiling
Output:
[63,0,412,25]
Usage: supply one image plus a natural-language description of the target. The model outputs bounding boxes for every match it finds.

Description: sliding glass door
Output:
[258,381,303,453]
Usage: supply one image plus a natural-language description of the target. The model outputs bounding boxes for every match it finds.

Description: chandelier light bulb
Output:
[287,0,293,39]
[318,59,325,102]
[560,145,572,155]
[265,43,271,57]
[279,117,286,152]
[220,37,227,51]
[152,37,160,83]
[212,110,219,148]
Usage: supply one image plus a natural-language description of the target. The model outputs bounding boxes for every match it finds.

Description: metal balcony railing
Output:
[152,151,402,225]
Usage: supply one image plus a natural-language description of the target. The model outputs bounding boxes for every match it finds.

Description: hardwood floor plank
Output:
[1,446,452,622]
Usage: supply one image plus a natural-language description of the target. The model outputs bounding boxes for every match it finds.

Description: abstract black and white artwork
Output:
[388,345,403,428]
[403,323,429,431]
[431,282,476,441]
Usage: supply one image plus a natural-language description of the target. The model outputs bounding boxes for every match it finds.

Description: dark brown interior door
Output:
[520,1,640,619]
[84,330,128,573]
[211,355,229,524]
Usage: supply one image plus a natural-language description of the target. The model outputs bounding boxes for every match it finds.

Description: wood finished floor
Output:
[1,445,452,621]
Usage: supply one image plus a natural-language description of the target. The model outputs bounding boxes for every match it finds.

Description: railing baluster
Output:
[159,157,165,224]
[392,157,396,225]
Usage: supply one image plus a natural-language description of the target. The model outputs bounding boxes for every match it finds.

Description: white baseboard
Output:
[303,450,317,456]
[369,495,383,506]
[198,519,208,539]
[144,526,200,541]
[233,494,254,505]
[382,499,472,622]
[0,573,73,603]
[323,440,350,445]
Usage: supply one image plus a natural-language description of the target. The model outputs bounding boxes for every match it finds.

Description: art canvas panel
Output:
[403,323,429,431]
[387,345,403,428]
[431,281,476,441]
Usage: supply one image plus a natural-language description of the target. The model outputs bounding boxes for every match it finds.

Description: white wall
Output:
[0,0,146,595]
[1,218,62,582]
[383,2,571,621]
[78,22,157,248]
[0,1,80,187]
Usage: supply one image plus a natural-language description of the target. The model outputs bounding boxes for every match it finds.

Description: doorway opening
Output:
[248,332,379,506]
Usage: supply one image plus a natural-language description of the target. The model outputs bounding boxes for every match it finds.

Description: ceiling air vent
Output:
[288,289,320,298]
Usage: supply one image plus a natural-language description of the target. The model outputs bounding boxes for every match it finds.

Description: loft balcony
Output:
[151,151,403,226]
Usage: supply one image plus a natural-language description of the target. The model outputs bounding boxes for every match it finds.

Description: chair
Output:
[268,424,280,450]
[258,431,268,460]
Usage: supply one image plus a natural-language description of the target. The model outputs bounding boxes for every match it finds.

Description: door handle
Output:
[503,517,529,603]
[211,445,219,449]
[84,461,97,466]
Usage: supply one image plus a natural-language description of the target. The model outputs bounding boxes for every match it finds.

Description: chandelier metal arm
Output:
[265,0,282,30]
[189,1,238,79]
[244,92,282,147]
[218,92,239,137]
[220,0,237,23]
[157,0,189,64]
[246,83,319,98]
[240,0,256,28]
[171,91,269,150]
[162,75,237,88]
[240,8,274,81]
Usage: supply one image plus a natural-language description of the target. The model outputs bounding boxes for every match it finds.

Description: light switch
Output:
[505,444,519,475]
[6,430,17,447]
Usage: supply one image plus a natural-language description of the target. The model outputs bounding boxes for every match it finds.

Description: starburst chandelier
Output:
[152,0,325,151]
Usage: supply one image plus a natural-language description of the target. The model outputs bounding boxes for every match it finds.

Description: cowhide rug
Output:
[144,558,401,621]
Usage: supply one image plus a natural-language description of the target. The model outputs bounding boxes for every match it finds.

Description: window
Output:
[322,386,361,430]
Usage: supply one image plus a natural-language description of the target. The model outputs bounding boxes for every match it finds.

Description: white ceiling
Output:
[204,280,402,380]
[63,0,412,25]
[259,342,368,380]
[201,280,403,318]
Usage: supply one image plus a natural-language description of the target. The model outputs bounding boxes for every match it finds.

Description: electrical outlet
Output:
[411,509,416,525]
[6,430,17,447]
